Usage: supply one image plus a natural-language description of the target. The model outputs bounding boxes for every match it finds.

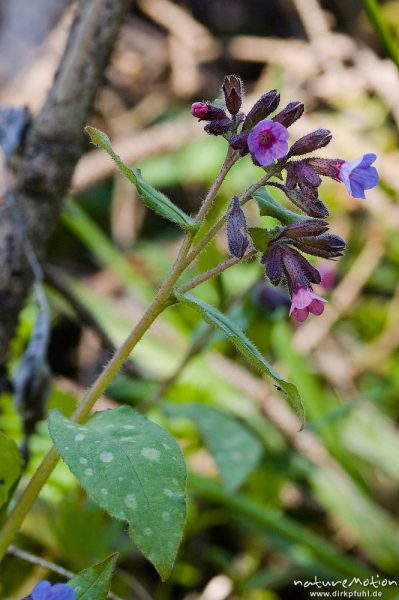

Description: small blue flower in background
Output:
[23,580,75,600]
[338,153,379,199]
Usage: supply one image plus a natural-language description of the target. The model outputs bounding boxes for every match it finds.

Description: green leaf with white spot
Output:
[254,188,307,224]
[0,433,23,509]
[69,553,118,600]
[175,292,305,428]
[166,403,263,491]
[48,407,187,580]
[86,127,196,231]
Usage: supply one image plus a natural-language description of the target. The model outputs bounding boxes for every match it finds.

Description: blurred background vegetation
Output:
[1,0,399,598]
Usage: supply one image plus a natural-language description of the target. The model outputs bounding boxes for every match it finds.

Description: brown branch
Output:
[0,0,130,378]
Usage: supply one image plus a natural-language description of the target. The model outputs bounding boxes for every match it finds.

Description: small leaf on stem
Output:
[175,293,305,428]
[69,553,118,600]
[86,127,196,231]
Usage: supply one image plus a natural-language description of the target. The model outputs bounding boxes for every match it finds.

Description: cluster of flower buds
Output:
[191,76,379,322]
[261,220,345,321]
[191,75,244,136]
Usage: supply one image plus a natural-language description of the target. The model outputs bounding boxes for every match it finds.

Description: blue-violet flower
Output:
[247,119,288,166]
[337,153,378,199]
[22,580,75,600]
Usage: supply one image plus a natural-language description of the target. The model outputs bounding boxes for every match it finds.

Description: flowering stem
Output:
[183,164,281,268]
[176,249,257,296]
[0,150,238,562]
[196,148,238,221]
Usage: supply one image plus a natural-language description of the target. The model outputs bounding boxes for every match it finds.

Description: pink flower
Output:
[289,286,327,322]
[247,119,289,166]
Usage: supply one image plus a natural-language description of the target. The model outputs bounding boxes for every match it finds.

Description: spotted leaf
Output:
[48,407,187,580]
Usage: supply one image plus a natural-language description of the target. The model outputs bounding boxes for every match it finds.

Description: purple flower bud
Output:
[22,580,76,600]
[290,233,346,258]
[262,243,321,291]
[288,129,332,157]
[272,219,345,259]
[272,102,304,128]
[307,157,343,179]
[299,181,319,200]
[281,246,321,293]
[227,196,249,258]
[285,161,322,189]
[284,187,329,218]
[261,244,283,285]
[289,286,327,322]
[337,153,379,199]
[243,90,280,131]
[204,117,232,136]
[222,74,243,116]
[229,131,249,156]
[247,119,289,167]
[274,219,329,241]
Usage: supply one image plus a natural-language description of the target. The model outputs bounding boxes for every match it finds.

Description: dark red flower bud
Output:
[307,157,343,180]
[288,129,332,157]
[284,187,329,218]
[204,117,232,136]
[229,131,249,155]
[227,196,249,258]
[274,219,329,241]
[191,101,228,122]
[191,102,209,119]
[242,90,280,131]
[222,75,243,116]
[273,102,304,128]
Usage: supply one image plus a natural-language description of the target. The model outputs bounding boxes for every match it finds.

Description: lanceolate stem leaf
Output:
[175,292,305,427]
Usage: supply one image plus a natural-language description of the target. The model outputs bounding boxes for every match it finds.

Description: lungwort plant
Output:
[0,76,378,593]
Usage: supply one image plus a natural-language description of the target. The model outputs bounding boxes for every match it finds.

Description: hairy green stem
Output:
[0,150,236,561]
[0,239,188,561]
[176,249,256,296]
[184,165,279,268]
